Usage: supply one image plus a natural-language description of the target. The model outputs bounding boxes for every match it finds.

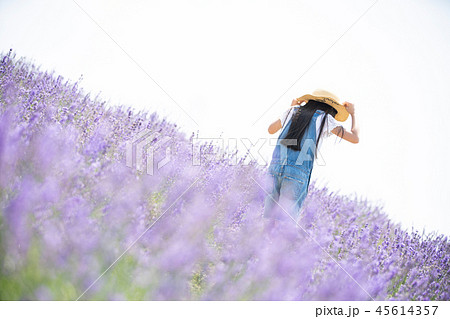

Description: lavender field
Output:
[0,50,448,301]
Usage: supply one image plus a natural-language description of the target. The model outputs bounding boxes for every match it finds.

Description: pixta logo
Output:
[191,137,326,166]
[126,129,172,175]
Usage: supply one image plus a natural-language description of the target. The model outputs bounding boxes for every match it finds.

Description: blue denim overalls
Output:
[263,108,324,223]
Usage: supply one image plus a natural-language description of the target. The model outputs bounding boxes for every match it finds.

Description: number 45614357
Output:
[376,305,438,316]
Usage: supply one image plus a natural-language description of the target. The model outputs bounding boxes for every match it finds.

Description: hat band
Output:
[312,96,339,106]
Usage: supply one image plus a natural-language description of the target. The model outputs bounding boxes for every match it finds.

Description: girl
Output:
[263,89,359,223]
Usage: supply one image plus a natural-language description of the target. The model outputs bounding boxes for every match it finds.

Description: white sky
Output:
[1,0,450,235]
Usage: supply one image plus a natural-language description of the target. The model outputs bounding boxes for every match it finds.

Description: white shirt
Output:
[278,107,342,149]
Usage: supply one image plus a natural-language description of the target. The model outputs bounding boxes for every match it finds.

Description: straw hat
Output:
[296,89,349,122]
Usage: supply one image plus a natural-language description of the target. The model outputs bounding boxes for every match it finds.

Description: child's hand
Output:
[291,98,304,106]
[343,101,355,115]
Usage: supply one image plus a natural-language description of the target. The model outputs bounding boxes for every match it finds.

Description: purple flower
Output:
[0,51,448,301]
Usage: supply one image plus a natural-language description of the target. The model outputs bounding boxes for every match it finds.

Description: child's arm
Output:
[331,102,359,143]
[268,119,282,134]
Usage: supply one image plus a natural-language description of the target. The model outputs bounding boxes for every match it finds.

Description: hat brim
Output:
[298,94,349,122]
